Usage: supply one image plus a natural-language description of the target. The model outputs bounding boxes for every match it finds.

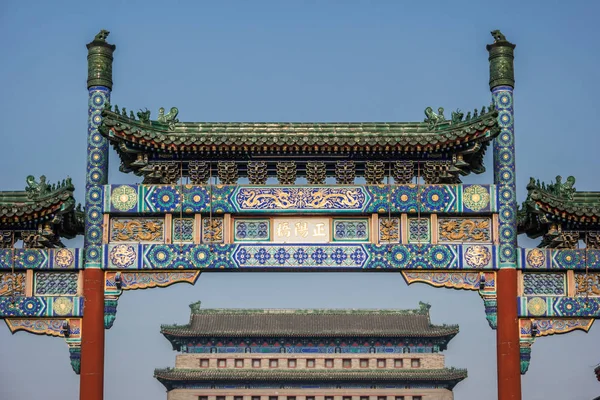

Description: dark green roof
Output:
[518,176,600,242]
[0,176,84,244]
[100,105,499,179]
[161,303,458,339]
[0,176,83,225]
[154,367,467,386]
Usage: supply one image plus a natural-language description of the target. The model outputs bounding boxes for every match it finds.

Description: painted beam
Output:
[0,296,84,317]
[104,243,499,270]
[0,248,82,270]
[518,248,600,270]
[518,296,600,317]
[103,184,498,214]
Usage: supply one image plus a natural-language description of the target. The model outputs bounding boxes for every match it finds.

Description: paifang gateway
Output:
[0,29,599,400]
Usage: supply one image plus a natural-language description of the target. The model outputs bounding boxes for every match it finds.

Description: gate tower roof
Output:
[161,302,459,340]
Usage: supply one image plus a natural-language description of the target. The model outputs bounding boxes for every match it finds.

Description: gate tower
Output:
[0,30,599,400]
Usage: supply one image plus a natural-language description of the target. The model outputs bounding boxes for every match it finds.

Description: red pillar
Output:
[487,31,520,399]
[83,32,116,400]
[80,268,105,400]
[497,268,521,400]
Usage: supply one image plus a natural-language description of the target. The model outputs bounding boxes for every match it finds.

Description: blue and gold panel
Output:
[378,217,400,243]
[519,296,600,317]
[0,248,82,270]
[173,218,195,243]
[102,184,498,214]
[105,244,142,269]
[0,272,26,295]
[110,218,165,242]
[518,248,600,270]
[104,243,498,270]
[408,218,430,243]
[522,273,566,296]
[232,244,369,268]
[233,186,370,213]
[438,217,492,243]
[332,219,369,242]
[574,273,600,297]
[144,185,182,213]
[0,296,84,317]
[461,184,496,212]
[233,219,270,242]
[86,86,111,269]
[492,87,517,268]
[34,272,79,296]
[107,184,140,213]
[202,217,224,244]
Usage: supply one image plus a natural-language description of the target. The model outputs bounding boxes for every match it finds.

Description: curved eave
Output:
[160,327,460,339]
[529,190,600,226]
[154,368,468,390]
[100,111,500,155]
[0,191,75,226]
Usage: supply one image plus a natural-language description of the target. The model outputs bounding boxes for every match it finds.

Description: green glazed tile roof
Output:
[529,190,600,222]
[161,303,459,339]
[518,176,600,233]
[100,109,499,153]
[0,176,81,226]
[154,367,468,383]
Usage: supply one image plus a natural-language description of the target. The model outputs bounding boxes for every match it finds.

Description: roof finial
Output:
[486,29,516,90]
[490,30,507,43]
[189,301,202,313]
[93,30,110,43]
[86,29,116,90]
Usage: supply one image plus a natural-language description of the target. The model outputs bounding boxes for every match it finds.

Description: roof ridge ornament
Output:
[491,30,507,43]
[157,107,179,130]
[189,301,202,313]
[419,301,431,314]
[93,30,110,43]
[528,175,576,200]
[424,107,446,129]
[25,175,74,200]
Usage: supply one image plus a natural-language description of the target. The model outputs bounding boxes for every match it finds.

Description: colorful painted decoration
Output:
[110,218,164,242]
[234,219,270,242]
[34,272,78,296]
[101,184,499,214]
[0,272,26,295]
[108,244,137,268]
[173,218,195,242]
[408,218,430,243]
[0,296,84,317]
[522,273,565,296]
[379,217,400,243]
[574,273,600,296]
[202,217,224,243]
[332,219,369,242]
[103,243,496,270]
[110,185,138,212]
[438,218,491,243]
[519,248,600,270]
[463,185,491,212]
[0,248,82,270]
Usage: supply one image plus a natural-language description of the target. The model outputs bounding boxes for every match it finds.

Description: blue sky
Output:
[1,1,600,399]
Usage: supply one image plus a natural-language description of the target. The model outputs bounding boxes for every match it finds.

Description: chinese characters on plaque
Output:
[272,218,330,243]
